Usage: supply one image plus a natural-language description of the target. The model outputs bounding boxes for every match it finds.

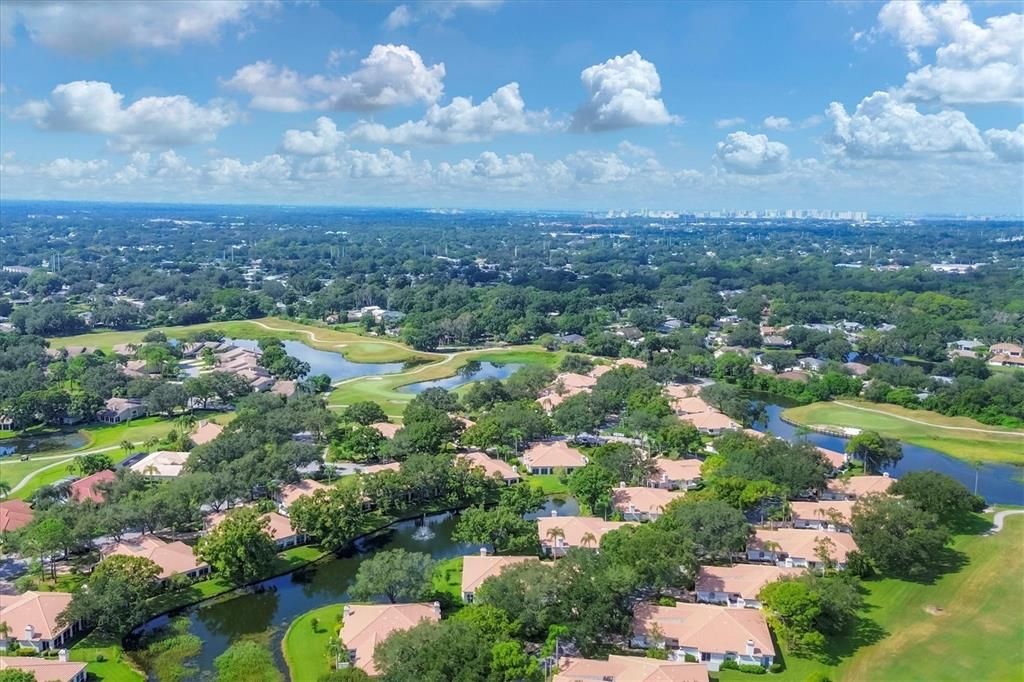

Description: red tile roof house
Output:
[275,479,331,514]
[190,420,225,446]
[746,528,859,570]
[554,654,709,682]
[0,499,34,537]
[648,457,704,491]
[521,440,588,475]
[69,469,117,504]
[205,508,306,550]
[0,655,87,682]
[816,446,848,472]
[695,564,805,609]
[537,512,633,557]
[460,549,538,602]
[0,591,84,652]
[789,500,856,533]
[820,474,896,501]
[102,535,210,584]
[370,422,402,439]
[612,485,685,522]
[340,602,441,676]
[632,602,776,672]
[678,410,740,436]
[457,450,521,485]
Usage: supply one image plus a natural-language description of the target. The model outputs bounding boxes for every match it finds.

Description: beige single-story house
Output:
[747,528,859,570]
[695,564,805,608]
[370,422,402,439]
[205,508,305,549]
[0,591,83,652]
[102,536,210,582]
[821,474,896,501]
[679,410,740,436]
[671,396,715,415]
[340,603,441,676]
[633,602,776,672]
[790,500,856,532]
[612,485,684,521]
[554,655,708,682]
[0,656,87,682]
[460,550,538,602]
[816,446,848,471]
[276,479,331,512]
[537,512,632,557]
[190,420,224,446]
[649,457,704,490]
[97,397,145,424]
[129,450,190,479]
[521,440,588,475]
[457,451,521,485]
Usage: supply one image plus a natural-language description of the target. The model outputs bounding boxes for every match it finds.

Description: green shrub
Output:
[769,662,784,673]
[804,673,832,682]
[657,596,676,607]
[738,663,767,674]
[720,659,740,671]
[684,653,698,663]
[646,648,669,660]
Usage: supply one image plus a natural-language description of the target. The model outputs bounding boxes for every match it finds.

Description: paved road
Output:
[833,401,1024,438]
[987,508,1024,534]
[5,441,142,495]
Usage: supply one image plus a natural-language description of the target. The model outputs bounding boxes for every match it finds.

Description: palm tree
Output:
[546,526,565,557]
[0,620,9,647]
[0,480,11,499]
[579,531,597,549]
[120,440,134,457]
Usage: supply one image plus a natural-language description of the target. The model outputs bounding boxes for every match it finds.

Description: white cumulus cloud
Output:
[280,117,346,156]
[714,131,789,174]
[222,61,310,113]
[715,117,745,129]
[763,116,792,131]
[16,80,237,151]
[985,124,1024,163]
[570,51,678,132]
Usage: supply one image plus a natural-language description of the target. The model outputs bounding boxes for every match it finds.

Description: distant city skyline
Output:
[1,0,1021,213]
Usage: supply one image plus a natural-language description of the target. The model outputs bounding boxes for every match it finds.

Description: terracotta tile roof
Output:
[634,603,776,657]
[522,440,587,469]
[679,411,739,432]
[664,384,701,399]
[69,469,117,503]
[748,528,859,564]
[815,446,847,469]
[460,554,538,595]
[537,393,569,411]
[537,515,632,549]
[671,396,714,415]
[0,657,87,681]
[650,457,704,483]
[129,450,189,478]
[103,536,207,580]
[0,590,74,641]
[612,487,684,516]
[556,372,598,391]
[278,479,331,507]
[370,422,401,439]
[826,475,896,498]
[696,565,804,600]
[271,380,298,397]
[589,365,613,378]
[190,421,224,445]
[790,500,856,525]
[458,451,520,481]
[341,603,440,676]
[0,499,34,533]
[206,508,296,542]
[360,461,402,475]
[555,655,709,682]
[615,358,648,369]
[989,342,1023,355]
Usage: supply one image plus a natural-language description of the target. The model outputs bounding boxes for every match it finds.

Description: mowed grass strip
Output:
[282,603,346,682]
[783,400,1024,464]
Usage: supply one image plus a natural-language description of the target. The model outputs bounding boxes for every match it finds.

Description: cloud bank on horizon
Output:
[0,0,1021,213]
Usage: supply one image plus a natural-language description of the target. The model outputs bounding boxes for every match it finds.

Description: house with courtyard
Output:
[0,591,84,652]
[102,535,209,583]
[521,439,588,475]
[612,485,684,521]
[129,450,190,479]
[821,474,896,500]
[648,457,704,490]
[340,603,441,676]
[747,528,859,570]
[205,508,305,549]
[537,513,632,557]
[695,564,804,609]
[457,450,521,485]
[789,500,855,532]
[460,550,538,602]
[276,478,331,512]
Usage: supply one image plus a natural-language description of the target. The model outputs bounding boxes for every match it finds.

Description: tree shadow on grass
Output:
[945,511,993,537]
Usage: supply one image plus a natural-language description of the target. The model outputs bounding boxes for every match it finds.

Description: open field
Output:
[328,347,560,418]
[47,316,433,364]
[783,400,1024,464]
[0,413,233,500]
[717,511,1023,682]
[282,603,345,681]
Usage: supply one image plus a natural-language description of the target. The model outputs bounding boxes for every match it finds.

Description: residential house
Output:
[103,535,209,582]
[671,396,715,415]
[521,440,588,475]
[205,509,305,549]
[190,420,224,446]
[747,528,859,569]
[951,339,984,353]
[556,333,586,346]
[822,474,896,501]
[816,446,848,471]
[632,603,776,672]
[554,655,709,682]
[120,359,158,379]
[340,603,441,676]
[679,411,739,436]
[129,450,189,479]
[0,499,34,536]
[0,656,87,682]
[277,479,331,512]
[460,549,538,602]
[762,335,791,348]
[842,362,870,376]
[0,591,83,651]
[988,342,1024,367]
[69,469,117,503]
[110,343,139,357]
[537,512,632,557]
[776,370,811,383]
[649,457,704,490]
[612,485,684,521]
[97,397,145,424]
[457,451,521,485]
[370,422,401,439]
[789,500,855,532]
[696,564,804,608]
[615,357,648,369]
[798,357,827,372]
[271,380,298,398]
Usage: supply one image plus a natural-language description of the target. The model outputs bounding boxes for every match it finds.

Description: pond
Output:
[398,361,523,394]
[0,430,89,457]
[134,496,577,680]
[225,339,405,382]
[754,401,1024,506]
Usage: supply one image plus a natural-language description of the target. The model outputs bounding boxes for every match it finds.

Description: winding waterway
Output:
[398,361,523,394]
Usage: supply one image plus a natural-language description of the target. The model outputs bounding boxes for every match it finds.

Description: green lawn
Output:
[526,473,570,495]
[432,556,464,602]
[716,511,1023,682]
[70,632,145,682]
[783,400,1024,464]
[282,603,345,681]
[48,316,432,364]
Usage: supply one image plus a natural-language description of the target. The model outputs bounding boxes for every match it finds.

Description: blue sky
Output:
[1,0,1021,213]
